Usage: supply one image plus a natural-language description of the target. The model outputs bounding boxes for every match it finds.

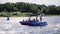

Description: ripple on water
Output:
[0,17,60,34]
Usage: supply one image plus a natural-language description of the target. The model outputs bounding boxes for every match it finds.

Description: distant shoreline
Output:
[0,15,60,17]
[0,12,60,17]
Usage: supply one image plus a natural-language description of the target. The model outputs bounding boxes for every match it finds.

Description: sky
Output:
[0,0,60,6]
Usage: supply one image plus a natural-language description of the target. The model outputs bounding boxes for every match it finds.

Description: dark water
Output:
[0,16,60,34]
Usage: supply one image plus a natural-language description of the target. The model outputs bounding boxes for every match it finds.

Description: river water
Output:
[0,16,60,34]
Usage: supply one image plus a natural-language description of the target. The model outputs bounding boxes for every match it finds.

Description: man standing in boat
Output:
[40,13,43,22]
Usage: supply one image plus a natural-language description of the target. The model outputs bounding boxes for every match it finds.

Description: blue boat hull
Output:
[19,21,48,26]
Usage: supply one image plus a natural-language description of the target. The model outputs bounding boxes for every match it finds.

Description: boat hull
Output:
[19,21,48,26]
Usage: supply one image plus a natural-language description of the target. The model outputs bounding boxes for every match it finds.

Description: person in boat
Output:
[36,16,39,21]
[32,18,39,22]
[40,14,43,22]
[29,16,31,21]
[23,19,24,21]
[28,15,39,22]
[33,19,36,21]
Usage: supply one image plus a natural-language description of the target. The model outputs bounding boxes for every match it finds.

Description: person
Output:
[7,16,10,20]
[40,16,42,22]
[36,17,39,21]
[40,14,43,22]
[23,19,24,21]
[29,16,31,21]
[33,19,36,21]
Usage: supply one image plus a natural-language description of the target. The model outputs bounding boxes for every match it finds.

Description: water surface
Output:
[0,16,60,34]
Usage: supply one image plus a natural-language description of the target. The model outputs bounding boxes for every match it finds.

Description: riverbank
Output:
[0,12,60,17]
[0,12,32,17]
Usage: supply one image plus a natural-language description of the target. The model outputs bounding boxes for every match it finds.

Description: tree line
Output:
[0,2,60,15]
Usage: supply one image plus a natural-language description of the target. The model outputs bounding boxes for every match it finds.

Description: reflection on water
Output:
[0,16,60,34]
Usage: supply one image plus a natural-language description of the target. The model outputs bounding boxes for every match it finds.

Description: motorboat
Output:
[19,20,47,26]
[19,15,48,26]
